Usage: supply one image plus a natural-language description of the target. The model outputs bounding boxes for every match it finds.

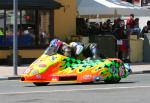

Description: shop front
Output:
[0,0,63,65]
[0,0,62,48]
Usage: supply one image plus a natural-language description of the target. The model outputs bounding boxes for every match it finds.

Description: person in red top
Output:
[126,14,135,35]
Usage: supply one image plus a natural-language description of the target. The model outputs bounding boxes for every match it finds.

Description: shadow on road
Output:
[24,81,136,87]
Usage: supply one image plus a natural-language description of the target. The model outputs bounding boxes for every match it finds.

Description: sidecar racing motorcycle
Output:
[21,46,131,86]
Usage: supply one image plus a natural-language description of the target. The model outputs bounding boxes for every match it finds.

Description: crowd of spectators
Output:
[77,14,150,62]
[1,14,150,61]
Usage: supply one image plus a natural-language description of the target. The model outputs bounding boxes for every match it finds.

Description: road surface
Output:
[0,74,150,103]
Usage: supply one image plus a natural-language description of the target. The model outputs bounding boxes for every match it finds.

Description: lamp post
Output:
[13,0,18,75]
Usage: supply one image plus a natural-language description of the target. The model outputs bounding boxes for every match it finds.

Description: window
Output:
[0,10,4,27]
[0,9,52,48]
[0,10,4,46]
[19,10,36,46]
[39,10,50,46]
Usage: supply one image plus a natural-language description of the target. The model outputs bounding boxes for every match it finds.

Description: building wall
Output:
[54,0,76,41]
[40,11,50,34]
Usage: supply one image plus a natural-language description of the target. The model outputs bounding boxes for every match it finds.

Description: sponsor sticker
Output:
[83,75,92,80]
[52,77,58,81]
[51,56,57,61]
[39,64,47,67]
[36,74,41,79]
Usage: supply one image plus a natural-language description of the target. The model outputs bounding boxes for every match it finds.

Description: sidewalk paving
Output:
[0,63,150,80]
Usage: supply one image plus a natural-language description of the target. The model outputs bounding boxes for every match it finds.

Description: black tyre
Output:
[104,77,121,84]
[33,82,49,86]
[104,79,112,84]
[82,81,93,84]
[112,77,121,83]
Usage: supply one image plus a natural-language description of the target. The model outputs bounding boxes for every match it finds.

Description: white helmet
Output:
[69,42,78,47]
[69,42,83,55]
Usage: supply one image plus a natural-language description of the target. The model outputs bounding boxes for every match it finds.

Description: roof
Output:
[77,0,150,17]
[0,0,63,10]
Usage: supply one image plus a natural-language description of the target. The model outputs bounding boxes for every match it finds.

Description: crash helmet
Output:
[69,42,83,55]
[50,39,63,47]
[69,42,78,47]
[50,39,58,46]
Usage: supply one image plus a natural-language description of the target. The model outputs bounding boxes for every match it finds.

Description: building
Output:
[123,0,150,7]
[55,0,76,40]
[0,0,76,47]
[0,0,77,64]
[38,0,76,41]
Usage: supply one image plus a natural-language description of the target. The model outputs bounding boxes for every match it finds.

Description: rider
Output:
[69,42,98,59]
[49,39,71,57]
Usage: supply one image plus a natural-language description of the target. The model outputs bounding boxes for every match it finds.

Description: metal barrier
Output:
[144,33,150,62]
[90,35,116,58]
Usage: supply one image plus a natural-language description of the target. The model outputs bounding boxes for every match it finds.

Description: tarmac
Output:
[0,63,150,80]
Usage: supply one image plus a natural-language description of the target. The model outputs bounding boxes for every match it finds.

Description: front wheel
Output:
[33,82,49,86]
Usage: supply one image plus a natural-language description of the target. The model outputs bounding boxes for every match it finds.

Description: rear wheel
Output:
[112,77,121,83]
[33,82,49,86]
[104,77,121,84]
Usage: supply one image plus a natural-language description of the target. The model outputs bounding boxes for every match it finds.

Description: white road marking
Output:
[0,85,150,95]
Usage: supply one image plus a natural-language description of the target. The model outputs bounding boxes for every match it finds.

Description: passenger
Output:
[69,42,98,59]
[69,42,84,58]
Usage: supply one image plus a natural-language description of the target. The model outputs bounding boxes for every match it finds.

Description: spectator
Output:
[132,18,141,37]
[126,14,135,35]
[88,23,99,35]
[101,22,109,34]
[39,31,47,45]
[134,18,140,28]
[106,19,113,32]
[99,22,103,34]
[113,18,130,62]
[94,23,100,35]
[113,18,125,40]
[141,20,150,37]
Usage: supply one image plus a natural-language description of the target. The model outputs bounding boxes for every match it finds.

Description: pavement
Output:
[0,63,150,80]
